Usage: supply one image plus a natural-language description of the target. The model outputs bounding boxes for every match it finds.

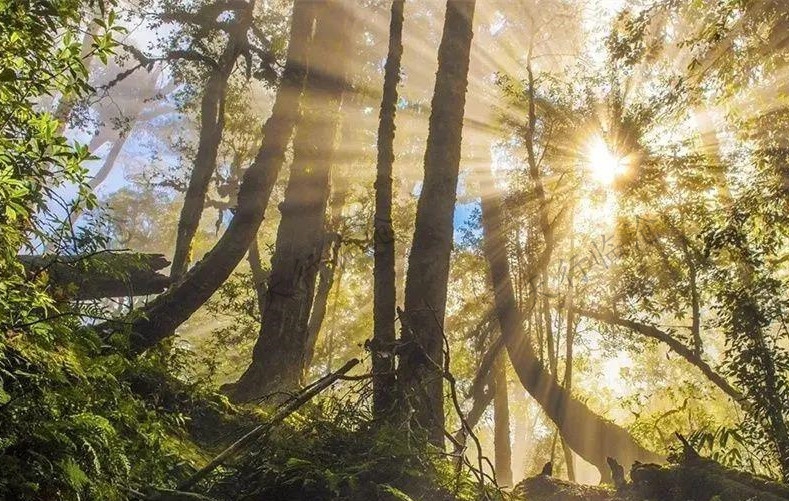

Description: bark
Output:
[562,248,576,482]
[304,233,341,369]
[493,354,514,487]
[170,1,256,278]
[227,2,353,401]
[398,0,476,447]
[124,0,316,351]
[90,132,129,189]
[372,0,405,419]
[304,143,349,371]
[478,165,661,482]
[247,237,267,315]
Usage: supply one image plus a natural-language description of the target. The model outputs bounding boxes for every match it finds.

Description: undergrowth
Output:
[210,396,503,501]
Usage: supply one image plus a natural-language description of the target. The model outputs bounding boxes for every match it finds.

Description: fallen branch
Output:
[177,358,360,492]
[19,252,171,300]
[130,487,218,501]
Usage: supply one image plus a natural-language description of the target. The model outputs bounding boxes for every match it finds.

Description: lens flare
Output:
[586,136,627,185]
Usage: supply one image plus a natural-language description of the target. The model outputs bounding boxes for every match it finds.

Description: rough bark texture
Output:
[478,165,661,482]
[170,1,256,278]
[398,0,476,447]
[304,233,341,369]
[124,0,316,351]
[372,0,405,420]
[227,2,353,401]
[493,354,514,487]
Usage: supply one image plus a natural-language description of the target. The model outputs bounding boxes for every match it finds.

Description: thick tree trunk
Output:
[124,0,317,351]
[478,165,661,482]
[227,2,353,401]
[372,0,405,419]
[304,139,349,372]
[170,2,256,278]
[493,354,514,487]
[398,0,476,447]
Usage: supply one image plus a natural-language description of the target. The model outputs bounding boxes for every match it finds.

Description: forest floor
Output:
[512,450,789,501]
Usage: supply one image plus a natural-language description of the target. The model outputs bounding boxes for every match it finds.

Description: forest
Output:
[3,0,789,499]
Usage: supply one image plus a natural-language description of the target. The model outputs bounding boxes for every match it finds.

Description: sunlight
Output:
[585,136,628,185]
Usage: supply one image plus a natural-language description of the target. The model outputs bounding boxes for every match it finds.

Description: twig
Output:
[177,358,360,492]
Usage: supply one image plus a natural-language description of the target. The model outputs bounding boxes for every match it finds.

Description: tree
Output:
[398,0,477,447]
[124,0,317,350]
[228,1,354,401]
[372,0,405,419]
[493,354,514,486]
[478,163,661,481]
[170,0,257,278]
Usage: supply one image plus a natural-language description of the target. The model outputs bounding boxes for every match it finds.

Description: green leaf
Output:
[380,485,415,501]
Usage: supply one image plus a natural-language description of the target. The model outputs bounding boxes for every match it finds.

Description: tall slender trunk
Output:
[398,0,476,447]
[493,354,514,487]
[304,234,342,368]
[324,260,346,375]
[543,270,556,374]
[478,164,661,482]
[562,224,576,482]
[125,0,317,350]
[170,1,256,278]
[372,0,405,418]
[228,2,353,401]
[306,144,350,372]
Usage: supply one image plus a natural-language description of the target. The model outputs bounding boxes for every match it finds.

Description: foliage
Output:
[0,2,227,499]
[212,398,503,501]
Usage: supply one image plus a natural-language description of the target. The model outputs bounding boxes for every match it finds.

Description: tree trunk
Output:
[90,132,129,189]
[562,233,576,482]
[247,237,268,315]
[372,0,405,419]
[478,164,662,482]
[170,2,256,278]
[493,354,514,487]
[398,0,476,448]
[124,0,317,351]
[304,233,341,369]
[227,2,353,401]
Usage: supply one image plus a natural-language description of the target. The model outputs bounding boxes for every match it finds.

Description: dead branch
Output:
[177,358,360,492]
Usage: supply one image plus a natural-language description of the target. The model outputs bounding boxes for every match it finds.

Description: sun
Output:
[586,136,627,185]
